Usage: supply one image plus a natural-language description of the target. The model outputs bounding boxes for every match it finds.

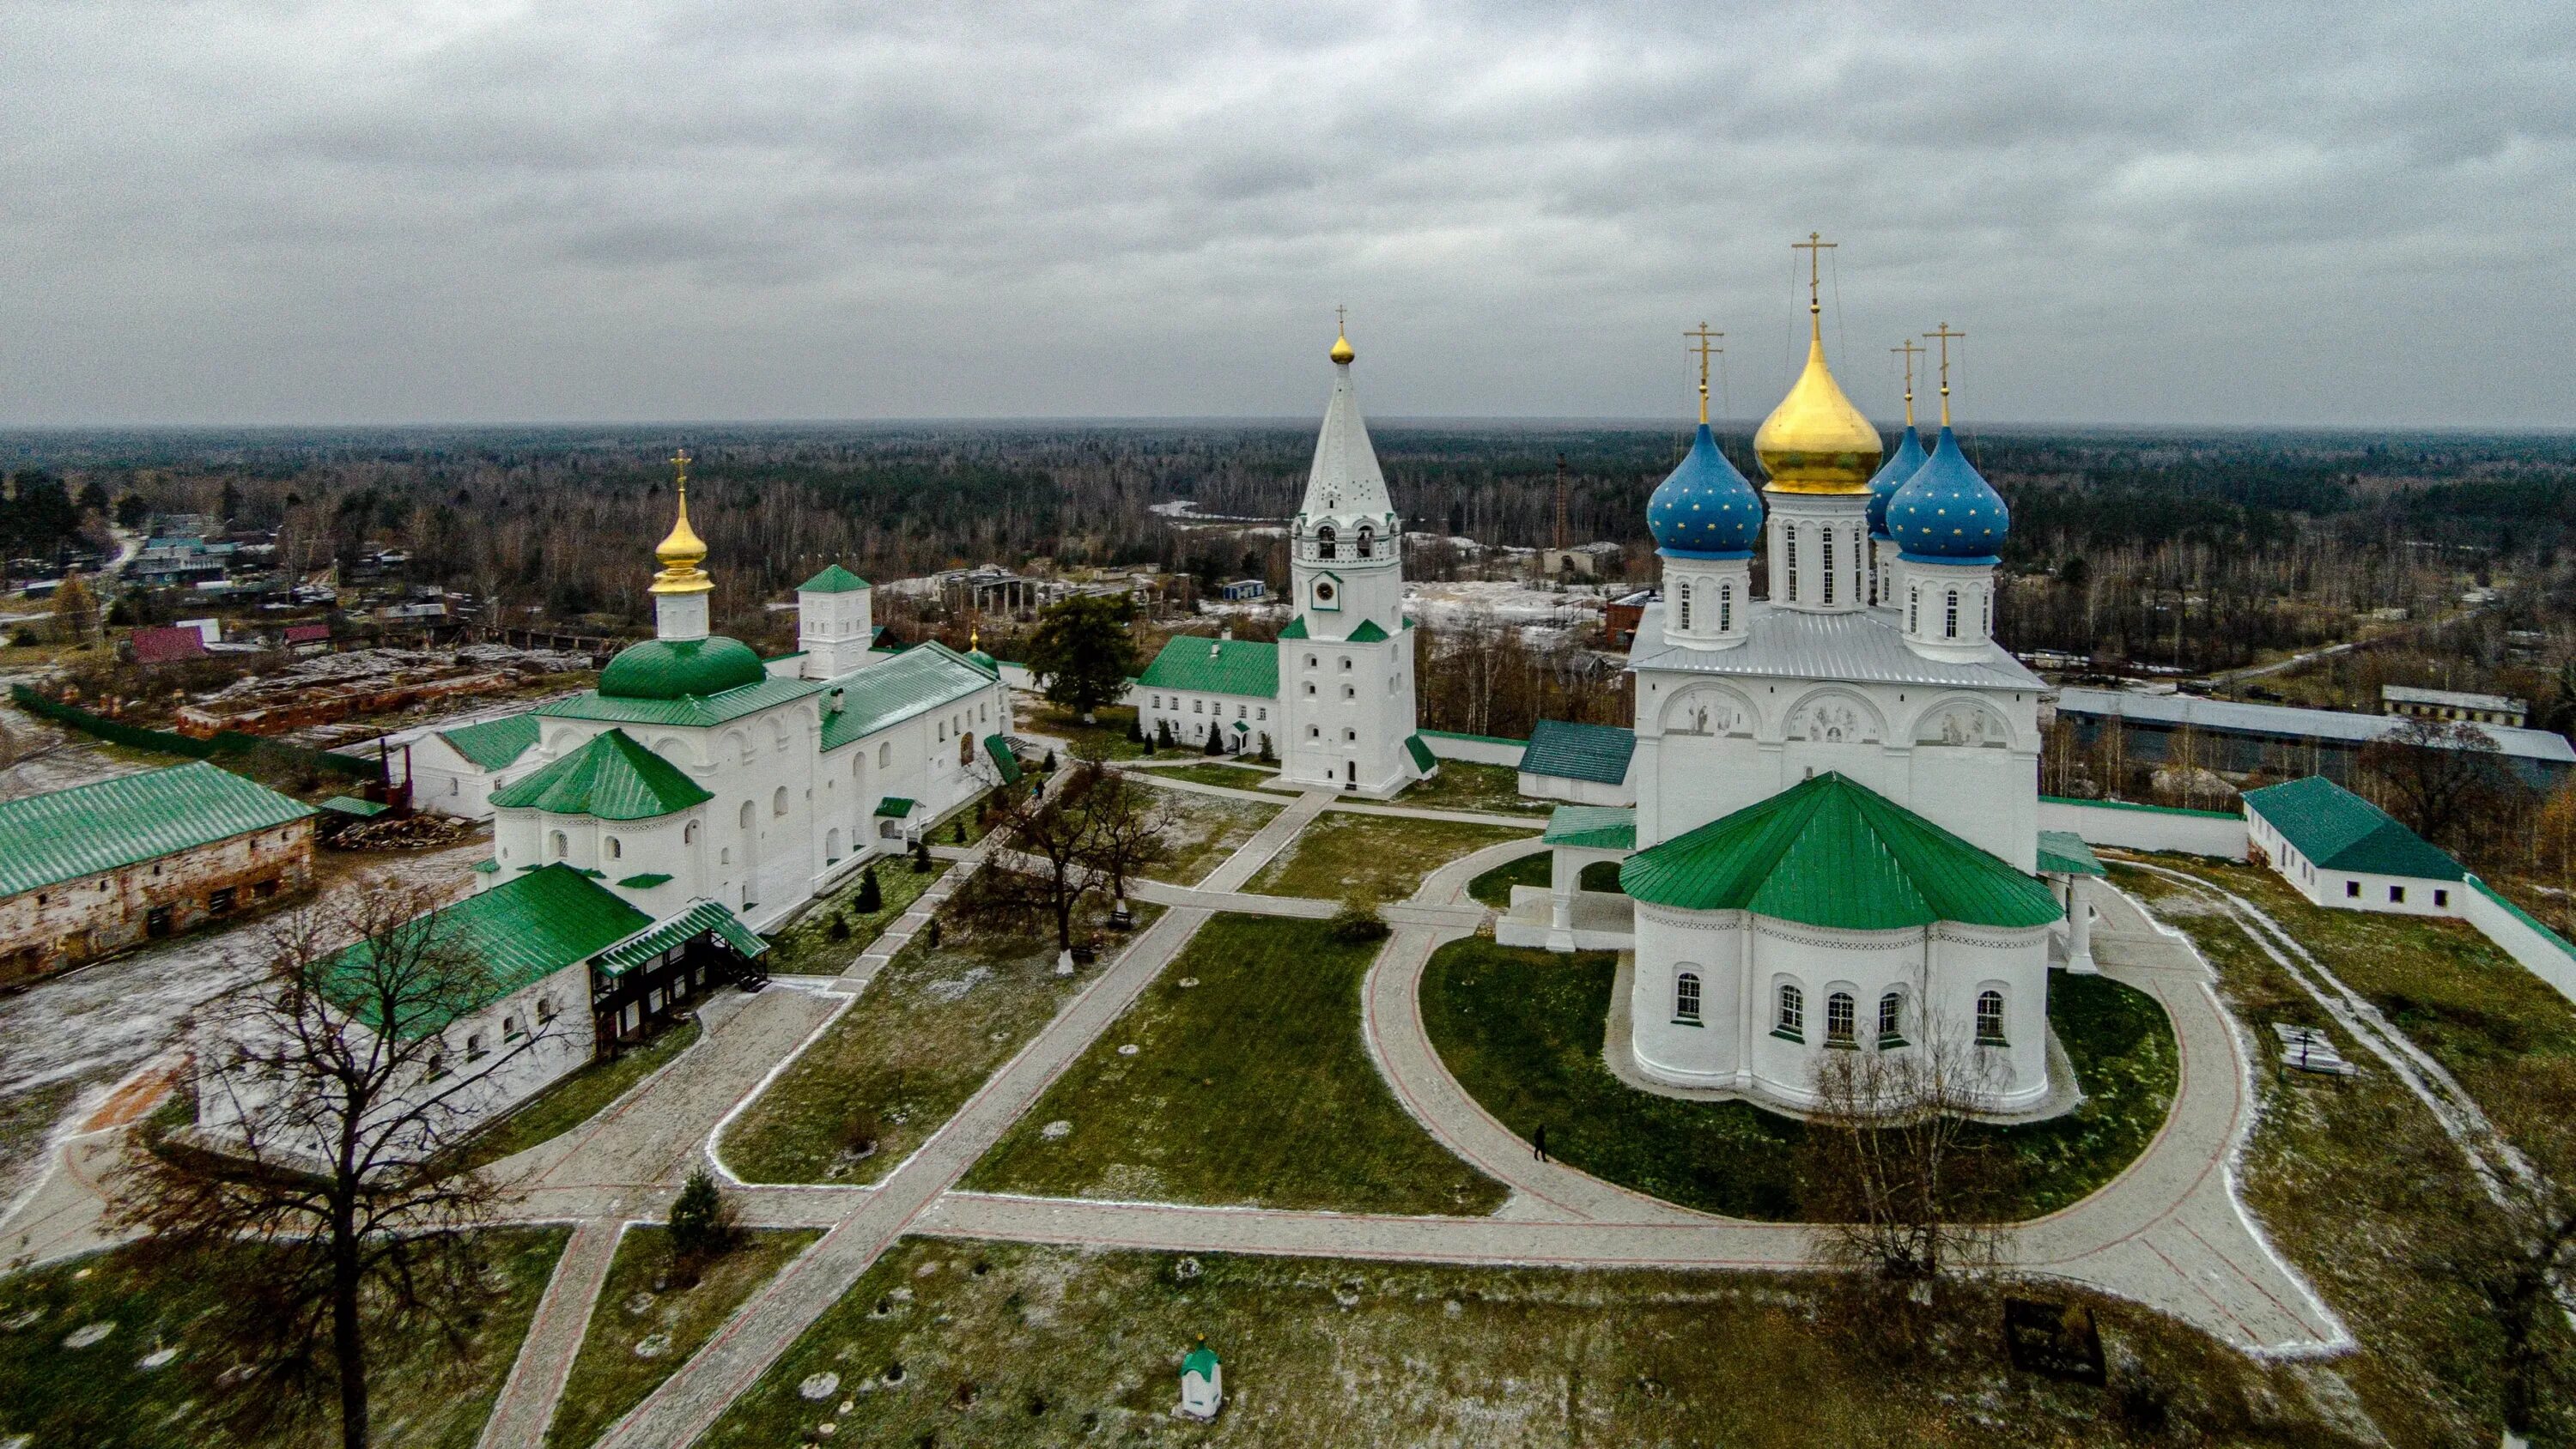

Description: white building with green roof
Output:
[474,458,1012,931]
[2245,774,2465,917]
[1133,322,1432,796]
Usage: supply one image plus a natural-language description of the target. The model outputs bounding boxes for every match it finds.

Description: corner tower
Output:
[1279,316,1424,795]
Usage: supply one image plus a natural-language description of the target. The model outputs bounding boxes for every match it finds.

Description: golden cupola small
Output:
[650,448,714,597]
[1753,233,1882,494]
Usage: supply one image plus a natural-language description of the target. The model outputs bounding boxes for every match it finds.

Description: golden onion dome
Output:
[1329,328,1356,365]
[1753,327,1882,494]
[650,451,714,596]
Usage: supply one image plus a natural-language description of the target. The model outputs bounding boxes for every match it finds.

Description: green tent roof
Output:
[2035,830,2105,877]
[1278,616,1308,640]
[2244,775,2463,881]
[435,712,541,770]
[798,563,871,593]
[491,729,713,821]
[1347,619,1391,643]
[1518,719,1635,785]
[0,761,316,898]
[1620,772,2063,931]
[318,864,649,1037]
[1135,635,1279,699]
[1182,1343,1220,1378]
[817,642,998,752]
[1543,805,1636,851]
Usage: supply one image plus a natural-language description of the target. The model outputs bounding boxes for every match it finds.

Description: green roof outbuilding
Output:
[318,864,649,1037]
[1136,635,1279,700]
[0,761,317,899]
[1518,719,1635,786]
[1620,772,2063,931]
[434,712,541,771]
[2244,775,2463,882]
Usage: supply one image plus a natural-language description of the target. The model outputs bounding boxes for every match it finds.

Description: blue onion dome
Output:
[1865,424,1927,539]
[1886,426,2008,564]
[1646,423,1764,559]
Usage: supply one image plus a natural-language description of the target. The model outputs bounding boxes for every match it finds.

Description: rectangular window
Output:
[208,887,236,917]
[1674,973,1701,1024]
[2389,885,2405,904]
[1822,536,1835,603]
[2434,888,2449,907]
[2345,880,2360,898]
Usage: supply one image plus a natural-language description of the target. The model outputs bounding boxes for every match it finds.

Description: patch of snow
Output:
[919,966,991,1003]
[1040,1119,1072,1140]
[137,1346,179,1368]
[62,1321,114,1348]
[634,1333,671,1359]
[799,1371,841,1399]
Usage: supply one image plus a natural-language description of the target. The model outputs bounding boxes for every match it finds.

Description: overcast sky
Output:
[5,1,2570,428]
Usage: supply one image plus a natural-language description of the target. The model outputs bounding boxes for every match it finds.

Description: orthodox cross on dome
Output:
[1924,323,1966,427]
[669,447,691,487]
[1685,322,1724,426]
[1891,340,1924,427]
[1791,232,1836,324]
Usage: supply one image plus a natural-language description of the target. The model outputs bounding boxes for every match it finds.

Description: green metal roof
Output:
[2244,775,2463,881]
[596,634,770,701]
[0,761,316,898]
[319,796,389,817]
[2035,830,2105,877]
[318,865,648,1037]
[2038,793,2240,822]
[540,669,827,729]
[435,712,541,771]
[876,796,917,817]
[1620,772,2063,931]
[1518,719,1635,785]
[798,563,870,593]
[618,872,673,888]
[1347,619,1391,643]
[491,729,714,821]
[1405,733,1437,773]
[1182,1343,1219,1378]
[1278,616,1308,640]
[592,898,768,978]
[984,734,1024,785]
[471,858,501,874]
[1422,728,1528,748]
[1135,635,1279,699]
[1543,805,1636,851]
[818,642,998,752]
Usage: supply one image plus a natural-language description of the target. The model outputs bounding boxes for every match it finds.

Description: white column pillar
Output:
[2066,876,2098,974]
[1546,848,1577,953]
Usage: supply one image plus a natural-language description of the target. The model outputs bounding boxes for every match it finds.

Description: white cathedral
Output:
[1133,324,1437,797]
[1504,267,2091,1115]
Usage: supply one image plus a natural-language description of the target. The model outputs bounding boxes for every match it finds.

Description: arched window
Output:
[1356,524,1374,558]
[1718,583,1733,633]
[1305,654,1317,669]
[1341,684,1355,700]
[1316,525,1337,561]
[1821,534,1835,603]
[738,801,756,830]
[1878,991,1905,1045]
[684,820,699,844]
[1783,524,1798,599]
[1826,991,1856,1045]
[549,830,568,860]
[878,743,891,768]
[1908,587,1919,633]
[605,837,622,859]
[1674,971,1702,1024]
[853,755,864,779]
[1776,983,1804,1039]
[1945,590,1959,639]
[1976,989,2008,1044]
[825,828,841,863]
[1676,580,1692,632]
[1340,658,1352,670]
[1303,682,1316,695]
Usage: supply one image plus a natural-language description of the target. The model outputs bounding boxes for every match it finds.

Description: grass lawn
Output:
[1466,847,1550,907]
[720,902,1164,1185]
[1139,790,1280,887]
[1391,759,1554,816]
[0,1228,568,1449]
[1130,760,1280,791]
[2112,863,2539,1447]
[542,1226,821,1449]
[1420,940,2178,1220]
[468,1018,701,1168]
[695,1236,2366,1449]
[762,858,945,976]
[1247,812,1538,902]
[1020,704,1149,761]
[963,914,1504,1215]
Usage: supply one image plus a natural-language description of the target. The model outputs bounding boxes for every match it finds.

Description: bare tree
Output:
[2360,715,2512,854]
[1080,764,1180,906]
[109,879,551,1449]
[1799,1013,2016,1290]
[947,771,1101,952]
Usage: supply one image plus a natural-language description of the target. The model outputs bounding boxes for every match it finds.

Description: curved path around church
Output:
[3,787,2353,1448]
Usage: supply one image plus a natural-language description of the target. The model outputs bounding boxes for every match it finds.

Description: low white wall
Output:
[1419,731,1527,767]
[2038,797,2247,860]
[2464,878,2576,1005]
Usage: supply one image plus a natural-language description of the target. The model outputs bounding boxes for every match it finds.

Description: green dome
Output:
[964,647,999,675]
[597,636,768,700]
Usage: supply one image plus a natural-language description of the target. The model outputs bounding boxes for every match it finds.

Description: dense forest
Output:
[5,423,2573,678]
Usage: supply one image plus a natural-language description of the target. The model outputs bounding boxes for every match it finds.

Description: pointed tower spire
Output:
[1301,312,1391,520]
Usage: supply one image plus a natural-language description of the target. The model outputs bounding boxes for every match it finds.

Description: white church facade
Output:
[1504,261,2091,1115]
[1134,324,1436,796]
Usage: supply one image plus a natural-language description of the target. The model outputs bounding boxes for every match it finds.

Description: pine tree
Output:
[856,865,883,913]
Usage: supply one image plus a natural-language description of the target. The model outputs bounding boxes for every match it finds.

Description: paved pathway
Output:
[475,1219,623,1449]
[1122,766,1543,829]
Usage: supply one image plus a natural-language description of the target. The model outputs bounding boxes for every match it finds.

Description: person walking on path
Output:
[1533,1124,1548,1163]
